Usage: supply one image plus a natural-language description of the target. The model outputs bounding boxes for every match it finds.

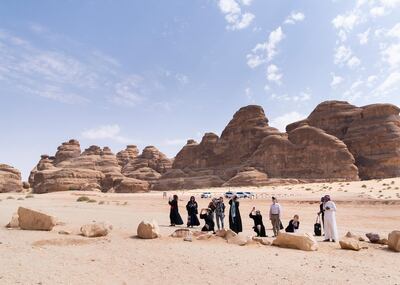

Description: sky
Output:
[0,0,399,180]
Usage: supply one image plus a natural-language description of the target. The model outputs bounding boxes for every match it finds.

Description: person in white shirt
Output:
[269,197,282,237]
[323,195,338,242]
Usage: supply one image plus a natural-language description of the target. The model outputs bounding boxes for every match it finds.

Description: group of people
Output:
[169,194,320,238]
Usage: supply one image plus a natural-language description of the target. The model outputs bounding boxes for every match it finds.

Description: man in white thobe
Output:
[323,195,338,242]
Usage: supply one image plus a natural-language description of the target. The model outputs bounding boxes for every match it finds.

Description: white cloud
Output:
[381,43,400,68]
[218,0,255,30]
[81,124,131,143]
[373,72,400,95]
[332,11,361,32]
[266,64,282,84]
[334,45,353,65]
[240,0,253,5]
[366,75,378,87]
[330,73,344,88]
[244,87,255,102]
[284,11,305,25]
[270,91,311,102]
[343,79,363,102]
[247,26,285,68]
[111,76,145,107]
[270,111,306,132]
[387,23,400,38]
[347,56,361,68]
[358,28,370,45]
[370,6,386,17]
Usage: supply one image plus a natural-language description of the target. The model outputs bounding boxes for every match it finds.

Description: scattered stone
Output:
[224,229,237,240]
[80,223,109,238]
[226,234,248,246]
[137,220,160,239]
[252,236,271,246]
[339,238,362,251]
[345,231,365,241]
[58,230,71,235]
[272,233,318,251]
[215,229,227,238]
[171,228,191,238]
[366,233,381,243]
[18,207,56,231]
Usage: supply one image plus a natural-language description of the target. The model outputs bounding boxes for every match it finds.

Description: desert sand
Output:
[1,178,400,285]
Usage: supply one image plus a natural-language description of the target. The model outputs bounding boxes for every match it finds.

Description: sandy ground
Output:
[0,178,400,285]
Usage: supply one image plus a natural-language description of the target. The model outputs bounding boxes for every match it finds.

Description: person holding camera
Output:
[249,207,266,237]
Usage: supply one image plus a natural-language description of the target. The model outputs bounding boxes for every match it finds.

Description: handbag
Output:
[314,215,322,236]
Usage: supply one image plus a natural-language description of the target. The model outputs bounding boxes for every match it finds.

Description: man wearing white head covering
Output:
[323,195,338,242]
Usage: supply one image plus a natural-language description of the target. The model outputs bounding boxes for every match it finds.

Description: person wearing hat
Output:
[249,207,267,237]
[323,195,338,242]
[229,195,242,233]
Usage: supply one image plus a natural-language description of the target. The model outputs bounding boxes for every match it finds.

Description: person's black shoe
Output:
[332,240,336,242]
[323,239,330,242]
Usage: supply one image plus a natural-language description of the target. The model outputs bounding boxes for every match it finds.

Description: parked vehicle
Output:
[224,191,235,198]
[244,191,255,199]
[201,192,212,198]
[235,191,246,198]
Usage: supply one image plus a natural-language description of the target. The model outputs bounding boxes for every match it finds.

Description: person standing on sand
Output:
[215,197,225,230]
[318,196,325,231]
[323,195,338,242]
[229,195,242,233]
[169,195,184,226]
[269,197,282,237]
[249,207,266,237]
[186,196,200,227]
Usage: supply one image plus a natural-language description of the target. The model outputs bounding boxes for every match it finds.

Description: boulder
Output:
[137,220,160,239]
[196,232,213,240]
[17,207,56,231]
[215,229,227,238]
[6,213,19,228]
[339,238,362,251]
[171,229,191,238]
[0,164,23,193]
[272,233,318,251]
[388,230,400,252]
[80,223,109,237]
[223,168,270,187]
[224,229,238,240]
[366,232,381,243]
[227,234,248,246]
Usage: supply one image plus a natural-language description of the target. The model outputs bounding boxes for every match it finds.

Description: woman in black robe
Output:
[186,196,200,227]
[285,215,300,233]
[249,208,266,237]
[200,208,215,233]
[228,195,242,233]
[169,195,183,226]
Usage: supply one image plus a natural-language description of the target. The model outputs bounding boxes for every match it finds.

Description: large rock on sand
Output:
[80,223,109,237]
[6,213,19,228]
[222,168,270,187]
[272,233,318,251]
[18,207,56,231]
[0,164,23,193]
[137,221,160,239]
[388,231,400,252]
[339,238,362,251]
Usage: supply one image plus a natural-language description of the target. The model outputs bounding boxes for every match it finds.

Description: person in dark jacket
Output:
[200,208,215,233]
[249,207,266,237]
[168,195,183,226]
[228,195,242,233]
[285,215,300,233]
[186,196,200,227]
[318,196,325,231]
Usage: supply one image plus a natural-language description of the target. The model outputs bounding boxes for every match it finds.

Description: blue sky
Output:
[1,0,399,179]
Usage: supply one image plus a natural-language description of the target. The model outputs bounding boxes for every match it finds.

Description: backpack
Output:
[314,216,322,236]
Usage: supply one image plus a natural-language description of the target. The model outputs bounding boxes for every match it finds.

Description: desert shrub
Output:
[98,201,105,205]
[17,197,24,200]
[25,194,34,198]
[87,199,97,203]
[6,196,14,199]
[361,184,367,188]
[76,196,90,202]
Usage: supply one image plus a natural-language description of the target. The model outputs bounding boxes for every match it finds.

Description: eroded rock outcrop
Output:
[30,140,172,193]
[0,164,23,193]
[288,101,400,179]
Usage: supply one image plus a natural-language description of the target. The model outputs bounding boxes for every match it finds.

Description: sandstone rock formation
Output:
[137,220,160,239]
[222,167,270,187]
[288,101,400,179]
[18,207,56,231]
[0,164,23,193]
[30,140,171,193]
[6,213,20,229]
[272,233,318,251]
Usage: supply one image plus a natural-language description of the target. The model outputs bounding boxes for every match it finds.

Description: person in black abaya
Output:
[169,194,183,226]
[249,207,266,237]
[186,196,200,227]
[228,195,242,233]
[200,208,215,233]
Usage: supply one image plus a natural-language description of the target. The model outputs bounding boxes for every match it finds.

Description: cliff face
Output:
[0,164,23,193]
